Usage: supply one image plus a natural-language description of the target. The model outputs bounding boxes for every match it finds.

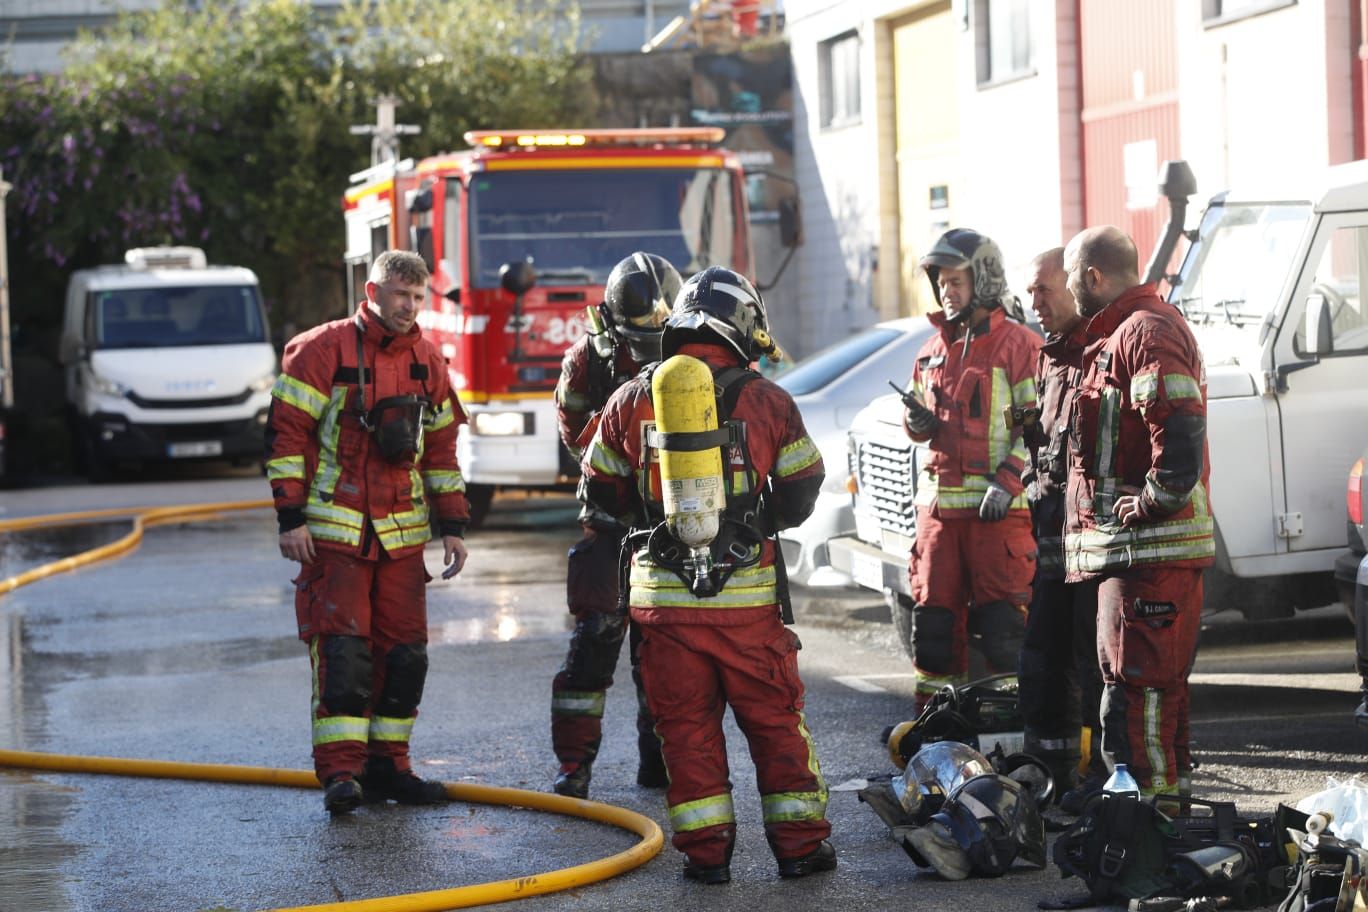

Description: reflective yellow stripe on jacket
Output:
[913,469,1030,511]
[1065,482,1215,575]
[629,561,778,608]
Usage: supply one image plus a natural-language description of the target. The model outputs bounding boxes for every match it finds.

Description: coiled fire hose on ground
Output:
[0,501,664,910]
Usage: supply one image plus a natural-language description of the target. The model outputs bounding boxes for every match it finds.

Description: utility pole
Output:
[349,95,421,167]
[0,166,12,410]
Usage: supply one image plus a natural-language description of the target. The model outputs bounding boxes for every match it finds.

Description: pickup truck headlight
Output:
[249,372,277,393]
[470,410,531,436]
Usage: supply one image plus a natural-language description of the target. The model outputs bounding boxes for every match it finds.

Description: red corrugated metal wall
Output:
[1080,0,1180,268]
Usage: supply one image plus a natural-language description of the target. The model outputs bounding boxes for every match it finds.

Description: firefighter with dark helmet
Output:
[898,228,1042,713]
[549,252,679,799]
[580,266,836,884]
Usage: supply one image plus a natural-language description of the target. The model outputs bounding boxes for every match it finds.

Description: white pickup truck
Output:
[828,160,1368,624]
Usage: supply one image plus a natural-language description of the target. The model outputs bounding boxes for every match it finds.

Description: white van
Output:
[60,247,276,477]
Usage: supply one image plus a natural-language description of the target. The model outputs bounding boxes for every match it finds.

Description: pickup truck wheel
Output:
[887,591,916,661]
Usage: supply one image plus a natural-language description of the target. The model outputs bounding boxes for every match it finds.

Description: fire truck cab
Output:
[343,128,753,520]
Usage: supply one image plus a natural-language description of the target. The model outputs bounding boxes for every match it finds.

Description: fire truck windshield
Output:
[467,168,737,287]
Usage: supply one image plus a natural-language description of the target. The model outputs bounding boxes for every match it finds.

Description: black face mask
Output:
[624,332,664,364]
[361,395,429,463]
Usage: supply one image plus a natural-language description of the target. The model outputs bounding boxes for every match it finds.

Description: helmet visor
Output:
[624,297,671,331]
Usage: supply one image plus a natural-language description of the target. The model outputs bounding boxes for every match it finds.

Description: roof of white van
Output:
[72,264,259,290]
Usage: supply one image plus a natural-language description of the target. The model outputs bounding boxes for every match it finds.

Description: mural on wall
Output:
[689,45,796,218]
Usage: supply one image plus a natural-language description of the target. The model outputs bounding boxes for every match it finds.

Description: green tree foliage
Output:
[0,0,589,339]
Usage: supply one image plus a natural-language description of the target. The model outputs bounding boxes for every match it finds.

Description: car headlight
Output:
[470,410,530,436]
[249,372,277,393]
[90,371,129,397]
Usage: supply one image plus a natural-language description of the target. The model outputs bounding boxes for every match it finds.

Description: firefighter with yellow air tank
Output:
[579,266,837,884]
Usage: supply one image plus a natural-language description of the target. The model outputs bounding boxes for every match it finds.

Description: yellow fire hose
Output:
[0,503,665,909]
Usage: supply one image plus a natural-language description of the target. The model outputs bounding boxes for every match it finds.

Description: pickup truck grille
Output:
[853,433,917,541]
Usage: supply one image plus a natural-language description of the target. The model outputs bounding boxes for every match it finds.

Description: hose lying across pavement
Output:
[0,502,665,910]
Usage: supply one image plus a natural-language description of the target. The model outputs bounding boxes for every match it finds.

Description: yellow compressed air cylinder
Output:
[652,354,724,549]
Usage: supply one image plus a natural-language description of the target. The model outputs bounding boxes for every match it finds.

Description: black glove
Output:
[890,381,940,437]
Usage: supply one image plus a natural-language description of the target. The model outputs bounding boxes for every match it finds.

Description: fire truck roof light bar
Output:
[463,128,726,150]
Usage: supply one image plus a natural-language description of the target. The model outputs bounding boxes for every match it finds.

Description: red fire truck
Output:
[342,128,754,522]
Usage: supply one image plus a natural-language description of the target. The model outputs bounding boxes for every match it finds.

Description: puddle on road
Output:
[0,522,132,582]
[0,770,79,912]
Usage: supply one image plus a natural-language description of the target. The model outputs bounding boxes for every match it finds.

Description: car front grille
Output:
[854,433,917,542]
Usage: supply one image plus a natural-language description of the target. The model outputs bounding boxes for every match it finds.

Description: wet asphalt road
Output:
[0,475,1363,912]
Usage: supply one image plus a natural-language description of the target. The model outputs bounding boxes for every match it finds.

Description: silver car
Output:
[774,317,936,586]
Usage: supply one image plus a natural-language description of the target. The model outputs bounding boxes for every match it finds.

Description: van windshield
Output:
[1170,202,1313,327]
[90,285,268,349]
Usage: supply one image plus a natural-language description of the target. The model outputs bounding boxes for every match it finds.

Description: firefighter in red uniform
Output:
[580,267,836,884]
[899,228,1042,712]
[1018,246,1105,804]
[267,250,470,816]
[549,252,678,799]
[1062,225,1214,805]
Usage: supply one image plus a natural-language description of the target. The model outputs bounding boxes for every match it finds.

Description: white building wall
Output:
[1175,0,1337,200]
[787,0,1070,355]
[950,0,1068,284]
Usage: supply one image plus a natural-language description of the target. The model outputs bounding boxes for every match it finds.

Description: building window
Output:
[1202,0,1297,27]
[819,30,861,128]
[975,0,1033,86]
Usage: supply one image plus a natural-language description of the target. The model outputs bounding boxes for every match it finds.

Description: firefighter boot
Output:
[777,840,838,879]
[683,844,734,885]
[358,756,450,805]
[637,734,668,788]
[553,763,591,799]
[323,777,364,816]
[1356,681,1368,730]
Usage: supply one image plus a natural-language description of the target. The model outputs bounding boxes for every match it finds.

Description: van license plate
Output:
[851,552,884,591]
[167,441,223,458]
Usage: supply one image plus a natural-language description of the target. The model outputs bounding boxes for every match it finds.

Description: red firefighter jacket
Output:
[1025,319,1088,579]
[580,342,824,625]
[905,308,1042,517]
[1063,284,1214,581]
[554,333,647,459]
[266,305,470,558]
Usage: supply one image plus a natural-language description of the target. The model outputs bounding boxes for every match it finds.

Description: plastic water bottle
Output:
[1103,762,1141,797]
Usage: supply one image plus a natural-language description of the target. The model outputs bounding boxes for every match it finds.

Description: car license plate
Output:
[851,551,884,591]
[167,440,223,458]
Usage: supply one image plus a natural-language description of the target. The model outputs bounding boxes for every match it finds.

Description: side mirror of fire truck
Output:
[500,260,537,297]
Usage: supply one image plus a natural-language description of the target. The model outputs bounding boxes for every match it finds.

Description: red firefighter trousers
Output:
[634,615,830,867]
[907,508,1035,705]
[1096,566,1202,797]
[293,547,430,784]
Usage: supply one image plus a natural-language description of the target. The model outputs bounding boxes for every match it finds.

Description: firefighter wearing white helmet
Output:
[896,228,1042,715]
[579,266,836,884]
[549,252,679,800]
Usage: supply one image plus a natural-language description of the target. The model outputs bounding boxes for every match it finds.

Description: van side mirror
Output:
[500,260,536,296]
[1304,292,1333,355]
[778,197,802,248]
